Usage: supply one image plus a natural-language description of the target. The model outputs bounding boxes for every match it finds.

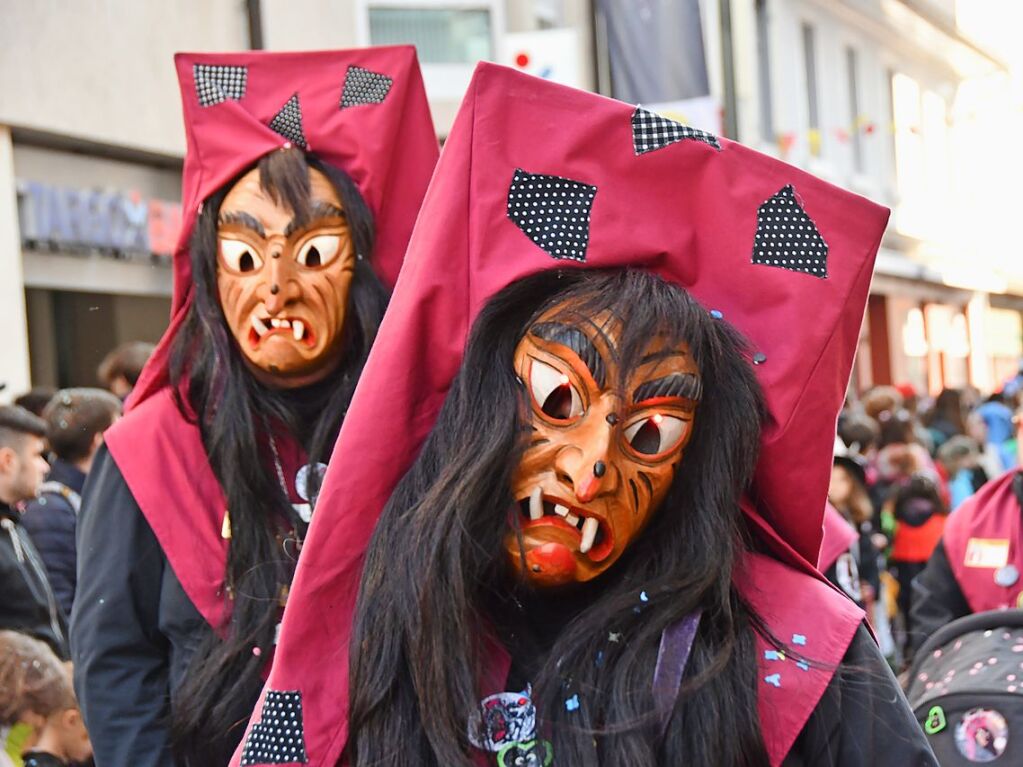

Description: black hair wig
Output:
[168,148,388,762]
[347,269,771,766]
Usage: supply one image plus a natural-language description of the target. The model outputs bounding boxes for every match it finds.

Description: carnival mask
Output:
[216,164,355,388]
[505,307,701,588]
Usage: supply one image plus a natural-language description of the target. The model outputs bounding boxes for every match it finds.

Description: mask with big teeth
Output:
[505,307,701,588]
[216,162,356,388]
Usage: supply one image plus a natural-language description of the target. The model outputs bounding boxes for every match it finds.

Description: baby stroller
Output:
[906,609,1023,763]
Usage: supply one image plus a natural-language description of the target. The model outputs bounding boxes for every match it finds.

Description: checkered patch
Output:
[632,107,720,155]
[752,185,828,278]
[507,169,597,263]
[194,64,247,108]
[240,690,308,765]
[340,65,392,109]
[268,93,307,149]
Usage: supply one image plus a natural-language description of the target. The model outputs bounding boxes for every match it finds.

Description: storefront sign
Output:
[16,180,181,258]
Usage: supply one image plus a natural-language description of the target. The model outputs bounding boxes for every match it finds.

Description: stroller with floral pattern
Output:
[907,609,1023,763]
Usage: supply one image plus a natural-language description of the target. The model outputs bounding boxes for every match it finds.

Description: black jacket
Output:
[71,447,212,767]
[0,501,69,659]
[21,458,85,617]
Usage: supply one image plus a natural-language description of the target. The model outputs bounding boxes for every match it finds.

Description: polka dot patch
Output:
[507,168,597,262]
[194,64,247,108]
[340,65,393,109]
[268,93,307,149]
[632,106,720,154]
[240,690,308,764]
[752,185,828,278]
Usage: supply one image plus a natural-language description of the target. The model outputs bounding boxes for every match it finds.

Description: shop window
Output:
[845,46,864,174]
[801,22,821,157]
[369,7,493,64]
[755,0,775,143]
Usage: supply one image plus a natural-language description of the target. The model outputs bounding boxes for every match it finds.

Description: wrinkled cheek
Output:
[512,440,563,489]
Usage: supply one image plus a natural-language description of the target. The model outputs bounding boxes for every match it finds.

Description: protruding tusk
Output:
[293,319,305,342]
[529,487,543,520]
[251,315,269,337]
[580,517,598,553]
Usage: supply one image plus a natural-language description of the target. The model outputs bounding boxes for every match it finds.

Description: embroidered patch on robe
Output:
[268,93,308,149]
[240,690,308,764]
[194,64,247,108]
[507,169,597,263]
[752,185,828,278]
[340,65,393,108]
[632,107,720,154]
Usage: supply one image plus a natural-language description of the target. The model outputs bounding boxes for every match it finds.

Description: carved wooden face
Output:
[505,305,701,588]
[216,165,355,388]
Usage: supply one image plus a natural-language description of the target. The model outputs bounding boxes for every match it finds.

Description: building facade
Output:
[3,0,1019,399]
[726,0,1023,396]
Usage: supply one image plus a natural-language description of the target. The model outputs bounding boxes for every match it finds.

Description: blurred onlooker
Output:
[862,385,903,422]
[0,630,92,766]
[895,382,935,454]
[871,408,942,512]
[96,341,154,400]
[0,406,68,660]
[975,391,1017,471]
[837,411,880,459]
[885,473,948,659]
[21,390,122,617]
[936,435,984,511]
[924,388,966,451]
[12,389,56,420]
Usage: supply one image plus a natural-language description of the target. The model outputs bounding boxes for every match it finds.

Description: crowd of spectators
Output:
[1,343,151,766]
[831,381,1021,669]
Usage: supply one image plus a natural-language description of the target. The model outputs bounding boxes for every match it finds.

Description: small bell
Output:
[221,510,232,540]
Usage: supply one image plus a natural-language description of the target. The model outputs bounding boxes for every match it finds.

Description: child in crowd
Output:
[0,631,91,767]
[936,435,983,511]
[829,447,897,660]
[884,474,948,661]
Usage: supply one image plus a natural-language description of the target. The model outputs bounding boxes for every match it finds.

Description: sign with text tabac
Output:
[16,180,181,259]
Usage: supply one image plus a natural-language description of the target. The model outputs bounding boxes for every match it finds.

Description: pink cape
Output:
[943,469,1023,613]
[234,63,886,766]
[819,503,859,572]
[104,46,438,631]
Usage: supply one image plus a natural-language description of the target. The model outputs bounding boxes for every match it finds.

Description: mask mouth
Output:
[248,313,317,349]
[516,490,615,562]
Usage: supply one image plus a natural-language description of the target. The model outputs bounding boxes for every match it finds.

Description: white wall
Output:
[0,0,249,156]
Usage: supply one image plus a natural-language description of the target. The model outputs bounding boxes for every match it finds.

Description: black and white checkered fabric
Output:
[340,65,393,109]
[240,690,308,764]
[268,93,307,149]
[507,169,597,263]
[194,64,248,108]
[632,107,720,155]
[752,185,829,278]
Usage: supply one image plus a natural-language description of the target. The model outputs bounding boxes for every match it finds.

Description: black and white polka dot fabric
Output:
[340,65,393,109]
[194,64,248,108]
[240,690,308,764]
[507,169,597,263]
[268,93,307,149]
[632,107,720,154]
[752,185,828,278]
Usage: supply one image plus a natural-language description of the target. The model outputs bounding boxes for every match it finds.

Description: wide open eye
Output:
[623,414,688,457]
[530,359,583,421]
[220,239,263,273]
[296,235,341,268]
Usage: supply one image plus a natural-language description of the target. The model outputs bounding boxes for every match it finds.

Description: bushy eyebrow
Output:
[530,322,607,388]
[218,211,265,237]
[632,373,703,403]
[284,202,346,237]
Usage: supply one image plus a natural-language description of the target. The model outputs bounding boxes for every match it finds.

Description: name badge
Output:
[964,538,1010,568]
